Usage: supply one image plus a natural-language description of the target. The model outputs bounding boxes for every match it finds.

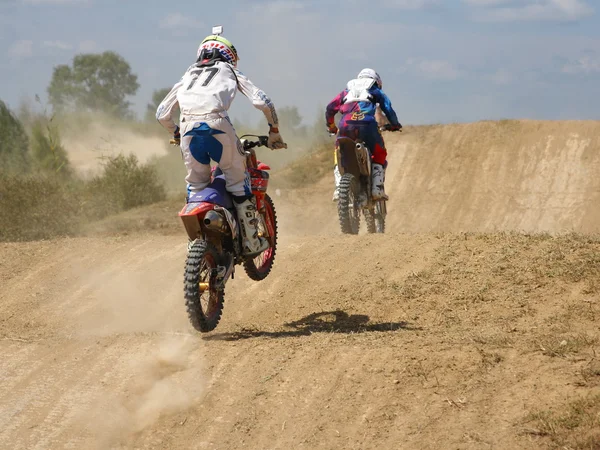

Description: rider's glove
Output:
[267,129,286,150]
[390,123,402,132]
[327,123,338,135]
[173,126,181,145]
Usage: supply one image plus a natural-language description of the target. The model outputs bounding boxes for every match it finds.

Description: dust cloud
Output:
[86,337,204,448]
[62,121,168,175]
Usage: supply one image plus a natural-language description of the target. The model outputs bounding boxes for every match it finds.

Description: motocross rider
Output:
[156,30,286,256]
[326,68,402,201]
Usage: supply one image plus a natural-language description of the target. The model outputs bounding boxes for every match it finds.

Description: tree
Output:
[48,51,140,118]
[145,87,171,122]
[277,106,306,137]
[0,100,30,173]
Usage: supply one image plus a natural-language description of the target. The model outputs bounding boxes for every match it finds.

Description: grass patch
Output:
[536,333,598,358]
[0,173,82,241]
[524,395,600,449]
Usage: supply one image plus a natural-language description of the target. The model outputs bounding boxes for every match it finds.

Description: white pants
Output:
[180,115,251,198]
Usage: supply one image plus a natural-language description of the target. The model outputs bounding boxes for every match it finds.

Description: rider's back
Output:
[177,61,238,116]
[340,78,378,119]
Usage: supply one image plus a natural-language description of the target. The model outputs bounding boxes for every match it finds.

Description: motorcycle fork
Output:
[253,193,274,240]
[213,253,235,291]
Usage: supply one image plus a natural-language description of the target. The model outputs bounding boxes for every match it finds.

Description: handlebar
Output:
[326,124,403,137]
[240,134,288,150]
[380,124,403,132]
[241,135,269,150]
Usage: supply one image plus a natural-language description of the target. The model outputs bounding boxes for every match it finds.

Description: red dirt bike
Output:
[177,135,279,332]
[335,124,401,234]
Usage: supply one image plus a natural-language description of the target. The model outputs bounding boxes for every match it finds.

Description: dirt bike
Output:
[176,135,280,332]
[335,124,400,235]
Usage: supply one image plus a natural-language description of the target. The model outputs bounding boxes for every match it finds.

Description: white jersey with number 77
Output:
[156,60,279,135]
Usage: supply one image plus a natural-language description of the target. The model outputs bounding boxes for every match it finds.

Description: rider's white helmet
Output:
[197,34,239,67]
[357,68,382,89]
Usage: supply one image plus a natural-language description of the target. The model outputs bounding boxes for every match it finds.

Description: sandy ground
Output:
[1,120,600,449]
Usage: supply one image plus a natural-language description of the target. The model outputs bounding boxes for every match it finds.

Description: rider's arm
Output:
[372,88,401,127]
[156,79,183,135]
[325,90,346,127]
[234,68,279,129]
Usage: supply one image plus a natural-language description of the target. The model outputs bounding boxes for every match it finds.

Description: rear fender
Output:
[336,137,370,178]
[179,202,214,241]
[355,143,371,177]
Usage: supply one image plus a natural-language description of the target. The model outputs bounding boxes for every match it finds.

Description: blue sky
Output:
[1,0,599,125]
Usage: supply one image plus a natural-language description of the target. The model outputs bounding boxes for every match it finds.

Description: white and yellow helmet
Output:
[197,33,239,67]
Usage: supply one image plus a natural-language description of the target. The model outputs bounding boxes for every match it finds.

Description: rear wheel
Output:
[184,240,225,332]
[244,194,278,281]
[338,173,360,235]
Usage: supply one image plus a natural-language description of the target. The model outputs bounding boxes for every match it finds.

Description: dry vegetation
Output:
[0,108,172,241]
[0,154,166,241]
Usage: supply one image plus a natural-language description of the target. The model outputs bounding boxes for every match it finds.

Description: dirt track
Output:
[1,120,600,449]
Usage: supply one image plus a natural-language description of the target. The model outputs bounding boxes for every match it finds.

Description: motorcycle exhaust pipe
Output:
[203,210,230,234]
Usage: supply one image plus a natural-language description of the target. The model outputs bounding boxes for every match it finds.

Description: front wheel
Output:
[338,173,360,235]
[184,240,225,332]
[244,194,278,281]
[374,200,386,233]
[365,200,386,234]
[364,208,376,233]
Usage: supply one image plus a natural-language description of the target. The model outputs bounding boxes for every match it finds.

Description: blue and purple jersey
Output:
[325,85,400,127]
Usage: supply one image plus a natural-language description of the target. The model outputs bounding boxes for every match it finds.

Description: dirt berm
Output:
[1,120,599,449]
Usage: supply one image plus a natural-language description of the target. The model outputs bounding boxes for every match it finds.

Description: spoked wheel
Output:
[338,173,360,235]
[364,208,377,233]
[373,200,386,233]
[244,194,278,281]
[365,200,386,233]
[184,240,225,332]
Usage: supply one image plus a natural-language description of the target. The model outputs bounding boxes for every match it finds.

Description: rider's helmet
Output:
[357,68,382,89]
[197,34,239,67]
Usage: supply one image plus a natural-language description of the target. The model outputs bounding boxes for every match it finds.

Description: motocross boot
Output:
[234,197,269,257]
[332,164,341,202]
[372,163,389,201]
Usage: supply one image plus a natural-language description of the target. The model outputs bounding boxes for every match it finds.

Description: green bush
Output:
[0,154,166,242]
[0,174,82,241]
[30,117,72,175]
[0,100,30,173]
[85,154,166,218]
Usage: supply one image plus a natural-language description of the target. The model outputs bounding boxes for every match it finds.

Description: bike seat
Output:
[187,176,234,209]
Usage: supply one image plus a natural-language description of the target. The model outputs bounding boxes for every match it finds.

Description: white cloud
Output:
[488,69,514,85]
[42,40,73,50]
[402,58,462,80]
[160,13,202,30]
[21,0,91,4]
[562,56,600,74]
[463,0,512,5]
[465,0,594,22]
[384,0,441,8]
[78,40,97,52]
[9,40,33,59]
